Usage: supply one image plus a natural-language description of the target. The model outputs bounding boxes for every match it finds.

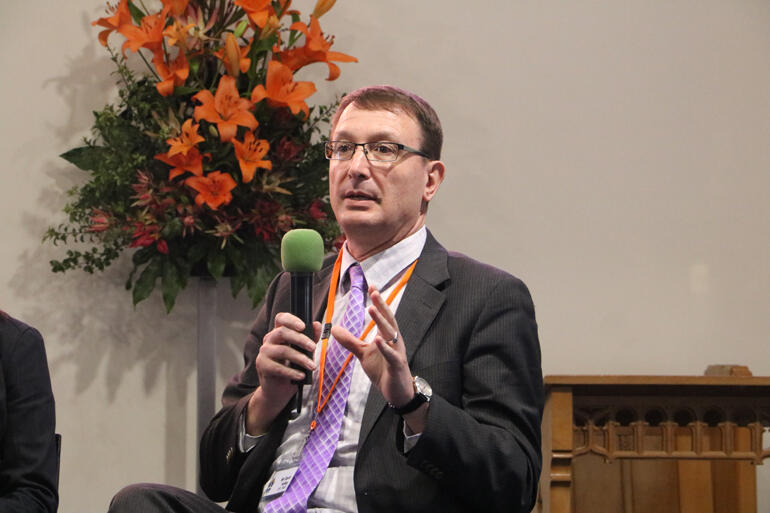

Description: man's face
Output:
[328,104,443,258]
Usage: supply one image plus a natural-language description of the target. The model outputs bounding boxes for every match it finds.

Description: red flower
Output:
[129,223,161,248]
[156,239,170,254]
[249,200,280,241]
[308,199,327,220]
[274,136,304,162]
[332,233,346,251]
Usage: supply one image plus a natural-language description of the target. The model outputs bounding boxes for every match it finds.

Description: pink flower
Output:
[276,213,293,232]
[88,209,111,232]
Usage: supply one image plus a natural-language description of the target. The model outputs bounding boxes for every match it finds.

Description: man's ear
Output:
[422,160,445,203]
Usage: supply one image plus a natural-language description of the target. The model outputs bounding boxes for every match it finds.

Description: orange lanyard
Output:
[310,252,418,430]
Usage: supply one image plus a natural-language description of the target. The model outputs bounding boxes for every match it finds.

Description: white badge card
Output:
[262,467,298,498]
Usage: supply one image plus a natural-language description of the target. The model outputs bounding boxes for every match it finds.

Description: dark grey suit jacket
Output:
[0,316,58,513]
[200,232,543,513]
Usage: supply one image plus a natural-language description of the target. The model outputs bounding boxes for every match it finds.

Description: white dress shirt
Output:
[245,227,427,513]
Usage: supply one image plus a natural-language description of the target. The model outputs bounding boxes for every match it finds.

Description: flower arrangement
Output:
[45,0,355,312]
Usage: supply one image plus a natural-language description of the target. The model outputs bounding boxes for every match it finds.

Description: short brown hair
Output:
[330,85,443,160]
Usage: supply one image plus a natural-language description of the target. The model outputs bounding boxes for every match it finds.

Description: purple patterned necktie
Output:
[264,263,366,513]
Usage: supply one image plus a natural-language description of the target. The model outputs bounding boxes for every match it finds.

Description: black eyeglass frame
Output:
[324,141,431,162]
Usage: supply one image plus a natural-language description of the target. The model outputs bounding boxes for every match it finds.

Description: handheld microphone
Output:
[280,229,324,417]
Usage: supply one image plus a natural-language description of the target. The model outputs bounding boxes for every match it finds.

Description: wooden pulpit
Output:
[535,368,770,513]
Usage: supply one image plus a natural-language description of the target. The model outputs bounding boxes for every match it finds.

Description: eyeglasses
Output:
[324,141,430,162]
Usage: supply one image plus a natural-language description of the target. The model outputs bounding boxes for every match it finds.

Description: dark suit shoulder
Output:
[0,316,46,362]
[444,251,534,308]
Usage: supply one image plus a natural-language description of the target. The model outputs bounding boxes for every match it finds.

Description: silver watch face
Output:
[414,376,432,398]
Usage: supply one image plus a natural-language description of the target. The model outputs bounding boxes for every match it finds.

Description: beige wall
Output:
[1,1,768,511]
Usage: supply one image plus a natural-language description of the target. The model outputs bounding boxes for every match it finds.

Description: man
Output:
[0,311,59,513]
[110,86,543,513]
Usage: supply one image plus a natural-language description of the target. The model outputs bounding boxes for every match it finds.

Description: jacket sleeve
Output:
[405,273,544,513]
[0,324,59,513]
[199,272,290,503]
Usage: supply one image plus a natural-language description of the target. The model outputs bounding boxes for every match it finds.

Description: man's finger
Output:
[368,305,398,345]
[373,335,402,365]
[274,311,305,331]
[330,325,364,358]
[368,286,397,326]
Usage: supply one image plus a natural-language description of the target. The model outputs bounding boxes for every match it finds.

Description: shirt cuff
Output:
[402,425,422,453]
[239,410,264,453]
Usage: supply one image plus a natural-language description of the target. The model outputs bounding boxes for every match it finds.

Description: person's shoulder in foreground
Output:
[0,312,59,513]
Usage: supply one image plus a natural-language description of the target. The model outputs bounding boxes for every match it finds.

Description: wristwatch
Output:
[390,376,432,415]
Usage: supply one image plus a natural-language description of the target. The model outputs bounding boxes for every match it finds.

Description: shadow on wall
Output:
[42,12,119,148]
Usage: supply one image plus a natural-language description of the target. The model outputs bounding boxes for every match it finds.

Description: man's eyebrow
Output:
[332,130,401,142]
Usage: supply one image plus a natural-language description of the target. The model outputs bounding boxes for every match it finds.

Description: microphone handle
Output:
[289,272,314,417]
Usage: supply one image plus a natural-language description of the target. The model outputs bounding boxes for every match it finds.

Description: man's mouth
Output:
[344,191,377,201]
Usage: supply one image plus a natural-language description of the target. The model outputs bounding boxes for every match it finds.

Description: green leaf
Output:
[161,260,183,313]
[132,247,154,266]
[229,271,246,298]
[173,86,200,96]
[246,263,278,307]
[207,249,226,279]
[127,1,145,25]
[132,259,161,306]
[188,243,208,263]
[60,146,108,172]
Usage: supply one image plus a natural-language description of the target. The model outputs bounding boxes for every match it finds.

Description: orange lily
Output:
[118,9,168,56]
[277,17,356,80]
[161,0,190,17]
[155,147,208,180]
[193,75,258,142]
[163,20,195,51]
[311,0,336,19]
[166,119,205,157]
[215,33,251,77]
[250,60,316,118]
[259,15,281,40]
[223,33,241,77]
[233,0,273,28]
[153,51,189,96]
[92,0,132,46]
[232,132,272,183]
[186,171,237,210]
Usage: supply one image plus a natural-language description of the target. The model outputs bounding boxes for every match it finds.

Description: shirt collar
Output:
[339,226,427,292]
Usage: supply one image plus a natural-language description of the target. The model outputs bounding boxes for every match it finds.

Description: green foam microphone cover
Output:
[281,229,324,272]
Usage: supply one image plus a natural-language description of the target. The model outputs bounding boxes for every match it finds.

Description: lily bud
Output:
[311,0,336,19]
[208,125,219,138]
[224,32,240,78]
[259,15,280,40]
[233,20,248,39]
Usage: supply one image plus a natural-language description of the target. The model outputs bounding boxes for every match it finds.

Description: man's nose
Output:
[347,145,370,176]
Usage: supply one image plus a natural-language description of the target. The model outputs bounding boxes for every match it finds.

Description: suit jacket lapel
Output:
[358,231,449,448]
[312,254,336,322]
